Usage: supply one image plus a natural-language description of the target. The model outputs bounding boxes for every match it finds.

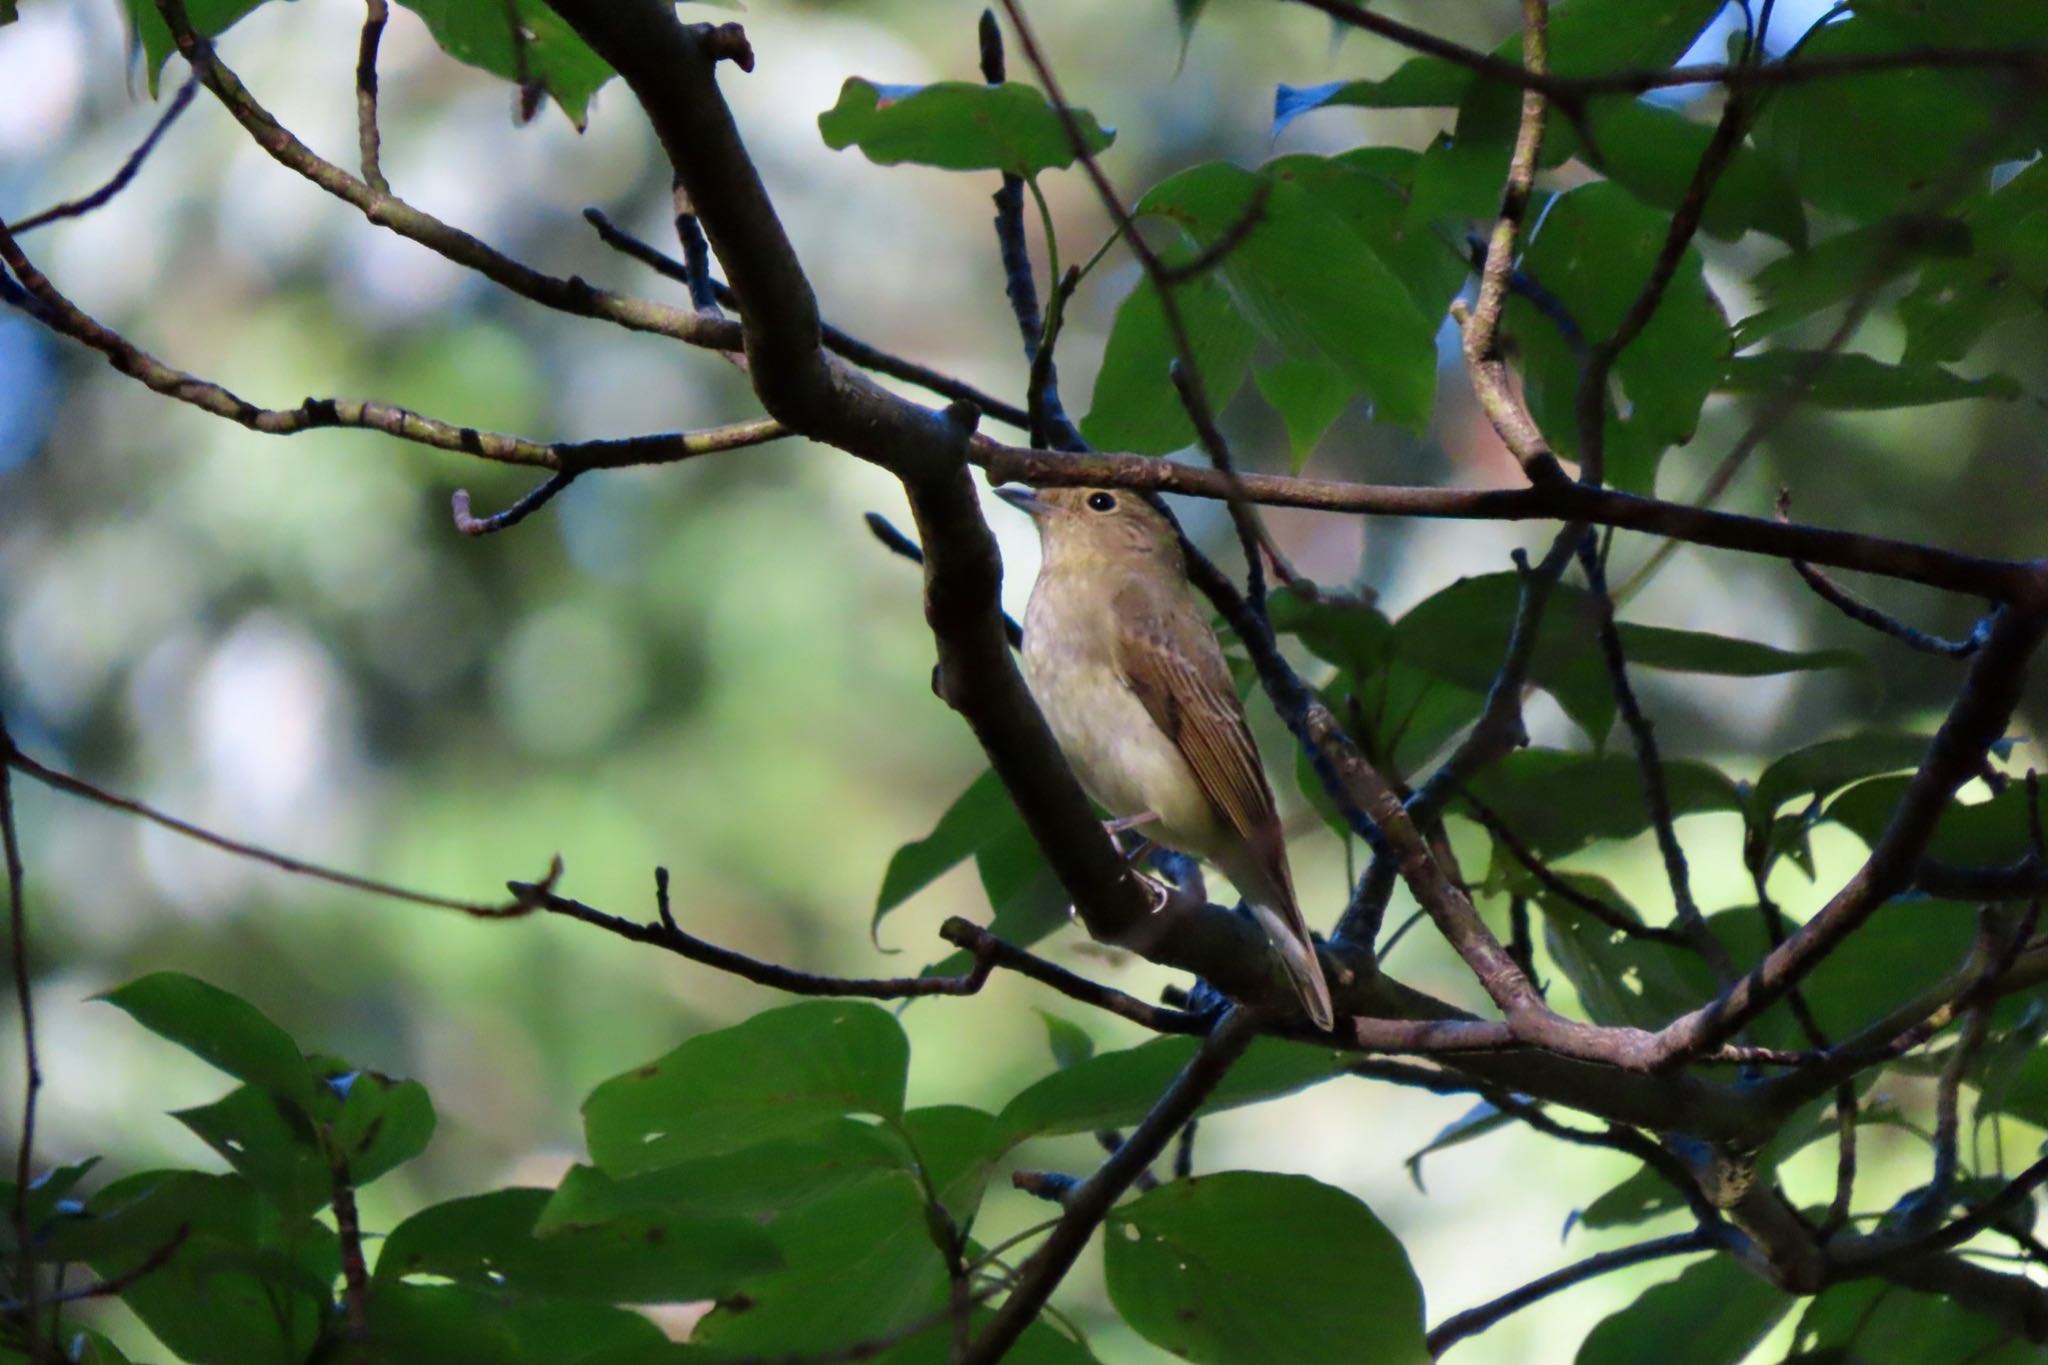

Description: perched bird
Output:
[996,485,1335,1031]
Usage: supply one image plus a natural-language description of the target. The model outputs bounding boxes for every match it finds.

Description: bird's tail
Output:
[1247,900,1335,1032]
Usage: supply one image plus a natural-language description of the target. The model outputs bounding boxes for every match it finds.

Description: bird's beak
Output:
[994,485,1045,518]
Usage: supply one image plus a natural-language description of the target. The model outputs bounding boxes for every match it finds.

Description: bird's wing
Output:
[1109,579,1286,875]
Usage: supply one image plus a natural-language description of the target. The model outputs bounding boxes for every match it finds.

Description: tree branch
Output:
[1427,1231,1715,1356]
[11,73,200,234]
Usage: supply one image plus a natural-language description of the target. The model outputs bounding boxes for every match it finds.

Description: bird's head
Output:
[995,486,1183,573]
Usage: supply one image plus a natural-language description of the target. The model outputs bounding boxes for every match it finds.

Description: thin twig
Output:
[1427,1231,1715,1356]
[863,513,1026,649]
[2,737,552,918]
[354,0,391,196]
[962,1006,1261,1364]
[12,73,201,234]
[0,1223,191,1316]
[580,207,1033,430]
[1466,796,1685,945]
[333,1163,371,1355]
[1778,491,1989,658]
[1155,177,1272,285]
[1577,540,1733,981]
[0,716,41,1364]
[451,472,579,536]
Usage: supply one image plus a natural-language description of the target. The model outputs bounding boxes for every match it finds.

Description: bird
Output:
[995,484,1335,1031]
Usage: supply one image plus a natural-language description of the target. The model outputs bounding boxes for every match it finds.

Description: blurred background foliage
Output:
[3,0,2046,1359]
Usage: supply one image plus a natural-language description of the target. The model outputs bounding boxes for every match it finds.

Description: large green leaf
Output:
[365,1284,668,1365]
[875,769,1021,940]
[1137,162,1438,434]
[995,1035,1346,1145]
[1736,216,1970,346]
[1504,182,1730,491]
[1271,150,1470,325]
[686,1175,949,1356]
[584,1001,910,1175]
[1792,1280,2040,1364]
[1106,1173,1427,1365]
[1392,573,1854,745]
[1900,160,2048,363]
[1576,1254,1791,1365]
[1081,270,1258,455]
[540,1121,904,1231]
[123,0,268,93]
[98,973,315,1109]
[1271,0,1723,131]
[395,0,613,127]
[65,1172,337,1365]
[1581,98,1806,248]
[1750,733,1933,822]
[1463,749,1743,858]
[1756,15,2021,225]
[376,1187,781,1302]
[1825,775,2035,865]
[819,79,1113,176]
[1723,352,2020,409]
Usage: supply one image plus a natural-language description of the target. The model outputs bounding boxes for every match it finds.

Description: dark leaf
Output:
[584,1001,909,1175]
[1576,1254,1792,1365]
[1504,182,1730,491]
[1106,1173,1428,1364]
[1750,733,1933,823]
[98,973,315,1109]
[1403,1100,1515,1192]
[1081,272,1257,455]
[365,1283,669,1365]
[1137,162,1438,433]
[376,1187,781,1302]
[1464,749,1743,859]
[1722,352,2020,409]
[995,1035,1346,1146]
[1582,98,1806,248]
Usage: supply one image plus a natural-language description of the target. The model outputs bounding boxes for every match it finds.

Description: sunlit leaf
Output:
[1577,1254,1790,1365]
[396,0,614,127]
[1081,272,1257,455]
[819,79,1113,177]
[584,1001,909,1175]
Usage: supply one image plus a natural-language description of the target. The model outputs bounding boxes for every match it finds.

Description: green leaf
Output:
[1465,749,1743,859]
[687,1175,949,1356]
[366,1284,669,1365]
[1393,574,1852,745]
[1255,361,1353,470]
[122,0,269,93]
[66,1171,337,1365]
[1579,1163,1682,1230]
[1106,1173,1428,1365]
[1137,162,1438,434]
[1504,181,1730,491]
[174,1086,332,1220]
[1723,352,2021,409]
[1541,901,1711,1031]
[539,1121,905,1230]
[1751,733,1933,822]
[584,1001,910,1175]
[378,1187,781,1302]
[972,812,1069,953]
[329,1067,437,1187]
[995,1035,1345,1146]
[98,973,315,1109]
[1737,217,1972,346]
[1582,98,1805,248]
[1755,15,2019,225]
[1901,161,2048,363]
[818,79,1113,177]
[1792,1280,2039,1364]
[1272,150,1470,325]
[1081,271,1257,455]
[0,0,17,26]
[394,0,613,127]
[875,770,1013,940]
[1576,1254,1792,1365]
[1038,1011,1096,1069]
[1272,0,1723,132]
[1825,775,2034,865]
[1403,1100,1515,1192]
[898,1104,999,1230]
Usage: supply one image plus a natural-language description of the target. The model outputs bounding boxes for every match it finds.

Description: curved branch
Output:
[1427,1232,1714,1356]
[152,0,737,351]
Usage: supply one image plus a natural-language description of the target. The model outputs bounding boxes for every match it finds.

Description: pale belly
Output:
[1020,639,1232,862]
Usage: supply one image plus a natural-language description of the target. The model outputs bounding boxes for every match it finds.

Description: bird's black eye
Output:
[1086,492,1117,513]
